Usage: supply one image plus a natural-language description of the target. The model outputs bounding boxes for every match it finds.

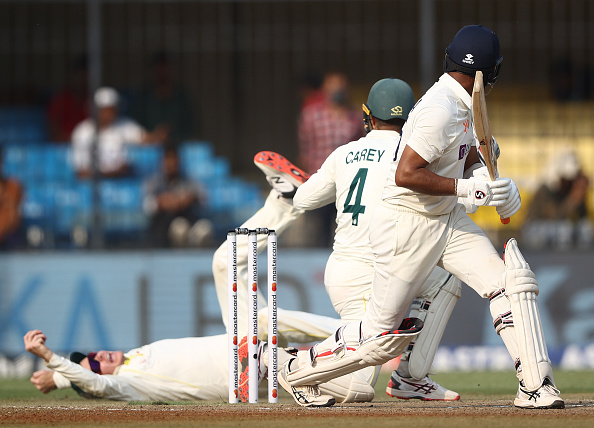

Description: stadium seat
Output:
[44,146,76,183]
[127,145,164,178]
[99,179,147,235]
[53,182,92,236]
[0,107,47,144]
[179,141,215,181]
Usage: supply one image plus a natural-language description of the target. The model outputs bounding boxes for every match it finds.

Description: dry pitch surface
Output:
[2,372,593,427]
[2,395,593,427]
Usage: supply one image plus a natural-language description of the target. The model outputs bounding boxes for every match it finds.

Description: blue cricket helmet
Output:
[443,25,503,85]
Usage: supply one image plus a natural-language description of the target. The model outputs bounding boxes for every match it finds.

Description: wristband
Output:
[455,178,471,198]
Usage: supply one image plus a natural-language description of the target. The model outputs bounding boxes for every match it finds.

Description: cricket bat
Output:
[472,70,510,224]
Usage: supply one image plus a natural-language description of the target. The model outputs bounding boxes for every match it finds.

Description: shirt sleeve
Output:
[52,370,71,389]
[46,354,146,401]
[122,119,146,144]
[71,123,91,170]
[405,104,451,164]
[293,149,338,210]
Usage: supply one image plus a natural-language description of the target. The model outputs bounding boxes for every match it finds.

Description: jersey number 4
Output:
[343,168,367,226]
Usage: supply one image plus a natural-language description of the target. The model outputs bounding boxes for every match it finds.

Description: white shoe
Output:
[254,151,310,199]
[514,378,565,409]
[386,371,460,401]
[278,358,336,407]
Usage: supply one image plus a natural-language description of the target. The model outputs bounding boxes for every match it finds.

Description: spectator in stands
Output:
[130,51,196,148]
[299,72,325,110]
[550,57,591,102]
[0,151,23,249]
[72,87,168,179]
[297,72,364,246]
[47,55,90,143]
[524,149,592,249]
[298,72,364,173]
[144,147,212,248]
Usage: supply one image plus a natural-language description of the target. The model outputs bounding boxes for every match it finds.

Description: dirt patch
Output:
[1,399,593,426]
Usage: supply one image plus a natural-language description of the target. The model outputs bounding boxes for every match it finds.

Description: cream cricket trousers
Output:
[325,253,453,324]
[362,202,505,338]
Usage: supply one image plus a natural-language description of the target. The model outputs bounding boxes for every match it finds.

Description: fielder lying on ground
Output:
[25,330,234,401]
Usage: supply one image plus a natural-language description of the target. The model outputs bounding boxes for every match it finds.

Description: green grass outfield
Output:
[2,370,594,401]
[1,371,593,428]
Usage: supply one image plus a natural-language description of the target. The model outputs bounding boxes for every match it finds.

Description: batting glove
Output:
[456,177,511,207]
[496,179,521,218]
[458,196,479,214]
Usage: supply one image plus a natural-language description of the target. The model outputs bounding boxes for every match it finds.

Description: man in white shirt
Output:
[213,79,461,406]
[72,87,166,178]
[280,25,563,410]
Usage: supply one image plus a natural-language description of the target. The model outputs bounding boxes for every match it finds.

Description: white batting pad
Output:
[502,238,554,391]
[317,366,376,403]
[287,318,423,387]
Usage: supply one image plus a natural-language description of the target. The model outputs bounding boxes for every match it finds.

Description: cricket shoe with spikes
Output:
[254,151,310,199]
[386,371,460,401]
[278,357,336,407]
[514,378,565,409]
[238,336,266,403]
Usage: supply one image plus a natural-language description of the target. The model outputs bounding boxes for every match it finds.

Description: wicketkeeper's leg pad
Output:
[287,318,423,387]
[403,273,461,379]
[501,238,555,391]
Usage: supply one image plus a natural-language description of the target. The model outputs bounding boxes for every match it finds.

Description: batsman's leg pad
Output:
[488,287,522,381]
[502,238,554,391]
[318,366,377,403]
[489,288,514,334]
[404,273,461,379]
[287,318,423,387]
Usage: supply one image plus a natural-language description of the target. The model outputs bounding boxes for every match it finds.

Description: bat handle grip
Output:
[489,176,510,225]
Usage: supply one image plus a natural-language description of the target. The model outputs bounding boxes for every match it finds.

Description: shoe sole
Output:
[277,360,336,408]
[514,399,565,409]
[386,390,461,401]
[237,337,250,403]
[254,151,310,187]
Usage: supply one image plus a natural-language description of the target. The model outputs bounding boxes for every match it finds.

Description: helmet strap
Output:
[362,103,373,134]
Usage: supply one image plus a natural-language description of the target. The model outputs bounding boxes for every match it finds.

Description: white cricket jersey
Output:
[72,117,145,174]
[293,129,400,262]
[382,73,475,215]
[49,335,228,401]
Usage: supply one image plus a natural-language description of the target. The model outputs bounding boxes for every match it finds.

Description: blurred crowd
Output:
[522,149,592,250]
[0,61,593,251]
[0,53,211,250]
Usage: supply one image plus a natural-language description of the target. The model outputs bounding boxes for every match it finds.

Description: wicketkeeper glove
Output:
[455,177,511,207]
[496,179,521,218]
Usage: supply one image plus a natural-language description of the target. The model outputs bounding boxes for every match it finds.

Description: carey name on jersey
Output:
[345,148,386,164]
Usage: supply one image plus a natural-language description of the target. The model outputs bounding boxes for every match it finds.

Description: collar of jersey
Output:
[438,73,472,109]
[368,129,398,137]
[121,352,144,366]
